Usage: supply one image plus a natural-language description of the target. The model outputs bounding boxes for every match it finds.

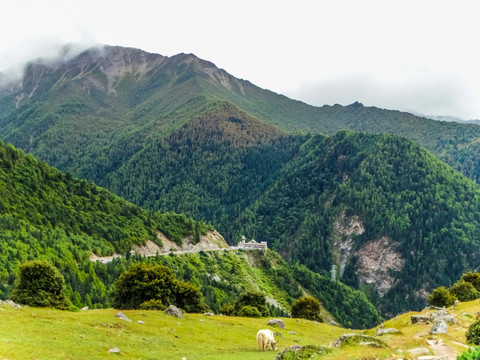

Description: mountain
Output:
[417,112,480,126]
[236,131,480,315]
[2,45,480,315]
[2,45,480,183]
[0,140,380,328]
[0,139,212,303]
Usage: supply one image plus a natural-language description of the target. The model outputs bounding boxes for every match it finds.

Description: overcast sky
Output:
[1,0,479,119]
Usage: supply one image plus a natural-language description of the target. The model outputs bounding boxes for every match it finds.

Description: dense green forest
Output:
[96,105,480,315]
[3,45,480,317]
[239,131,480,315]
[0,140,381,328]
[105,102,306,236]
[4,93,480,315]
[0,140,210,303]
[3,45,480,186]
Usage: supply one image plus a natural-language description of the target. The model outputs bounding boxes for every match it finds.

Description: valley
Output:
[1,43,480,341]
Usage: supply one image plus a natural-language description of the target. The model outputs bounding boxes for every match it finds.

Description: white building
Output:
[237,235,267,250]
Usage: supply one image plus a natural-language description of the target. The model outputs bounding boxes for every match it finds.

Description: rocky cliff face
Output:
[331,212,365,276]
[331,212,405,298]
[132,230,229,256]
[354,236,405,297]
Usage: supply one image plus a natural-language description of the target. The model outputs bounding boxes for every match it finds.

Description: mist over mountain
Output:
[2,44,480,315]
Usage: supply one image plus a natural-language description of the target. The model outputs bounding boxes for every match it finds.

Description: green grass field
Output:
[1,300,479,359]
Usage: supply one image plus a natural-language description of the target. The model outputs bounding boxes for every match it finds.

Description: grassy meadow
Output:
[2,299,480,359]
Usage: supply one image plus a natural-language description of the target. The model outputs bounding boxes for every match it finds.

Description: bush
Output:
[458,346,480,360]
[233,291,269,317]
[175,280,210,313]
[139,299,166,310]
[219,302,235,316]
[291,296,323,322]
[112,263,208,312]
[9,260,72,310]
[237,305,262,318]
[466,320,480,345]
[450,280,480,302]
[427,286,457,307]
[462,272,480,292]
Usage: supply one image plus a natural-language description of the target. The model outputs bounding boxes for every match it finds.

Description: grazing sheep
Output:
[256,329,277,351]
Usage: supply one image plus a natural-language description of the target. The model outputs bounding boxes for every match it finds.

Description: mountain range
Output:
[1,44,480,316]
[0,140,381,328]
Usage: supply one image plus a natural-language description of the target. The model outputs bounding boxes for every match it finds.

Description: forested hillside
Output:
[0,140,381,328]
[0,140,209,305]
[2,45,480,184]
[105,101,305,236]
[237,131,480,315]
[2,45,480,316]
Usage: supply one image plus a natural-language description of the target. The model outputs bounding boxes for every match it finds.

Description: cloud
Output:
[284,70,479,120]
[0,23,98,84]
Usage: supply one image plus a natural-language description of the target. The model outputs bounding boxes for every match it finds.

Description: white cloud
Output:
[1,0,480,119]
[285,69,478,119]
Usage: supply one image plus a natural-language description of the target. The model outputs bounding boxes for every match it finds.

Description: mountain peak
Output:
[348,101,364,109]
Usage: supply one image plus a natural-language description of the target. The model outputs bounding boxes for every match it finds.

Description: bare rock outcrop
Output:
[354,236,405,297]
[332,333,387,348]
[331,212,365,276]
[115,311,132,322]
[132,230,229,256]
[268,319,286,329]
[165,305,183,318]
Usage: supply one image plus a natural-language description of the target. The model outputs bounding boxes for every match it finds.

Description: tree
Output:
[461,272,480,292]
[466,320,480,345]
[449,280,480,302]
[233,291,269,317]
[175,280,210,313]
[291,296,323,322]
[237,305,262,318]
[219,302,234,316]
[9,260,72,309]
[112,263,177,309]
[458,346,480,359]
[426,286,457,307]
[111,263,208,312]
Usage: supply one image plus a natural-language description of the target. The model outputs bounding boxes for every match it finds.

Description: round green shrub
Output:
[237,305,262,318]
[466,320,480,345]
[450,280,480,301]
[219,303,235,316]
[9,260,72,310]
[461,272,480,292]
[175,280,210,313]
[427,286,457,307]
[458,346,480,360]
[291,296,323,322]
[233,291,269,317]
[139,299,166,310]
